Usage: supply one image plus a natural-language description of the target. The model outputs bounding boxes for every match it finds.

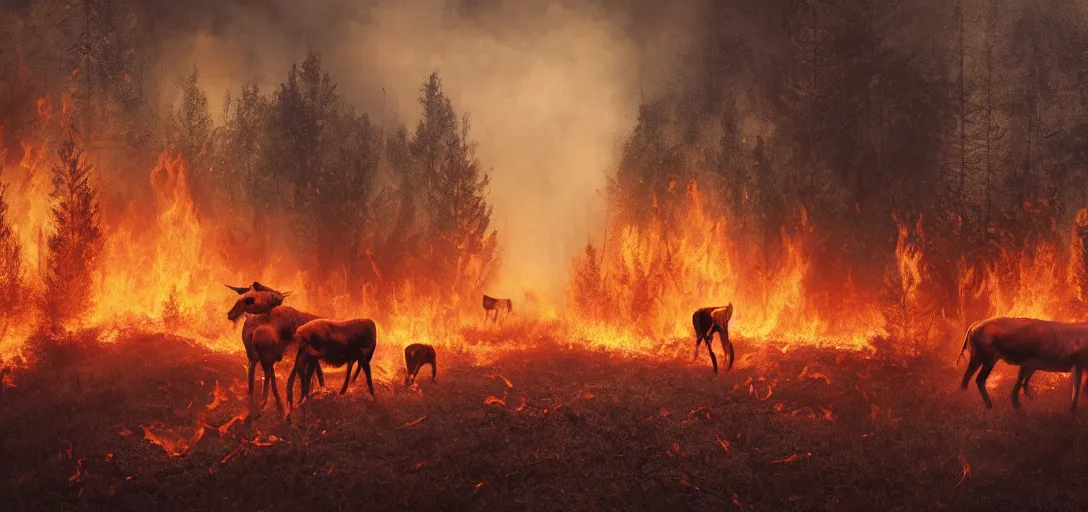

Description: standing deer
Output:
[692,304,735,373]
[288,318,378,406]
[404,343,437,386]
[482,295,512,325]
[225,282,325,415]
[958,316,1088,412]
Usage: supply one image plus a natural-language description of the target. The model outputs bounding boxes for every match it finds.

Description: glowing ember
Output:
[715,434,734,455]
[491,374,514,388]
[798,366,831,385]
[398,416,427,429]
[141,422,205,457]
[213,412,248,437]
[682,406,710,424]
[955,453,971,488]
[206,381,227,410]
[67,458,88,483]
[404,460,432,473]
[484,396,507,407]
[771,452,812,464]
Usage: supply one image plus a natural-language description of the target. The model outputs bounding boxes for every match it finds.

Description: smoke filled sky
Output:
[152,0,709,301]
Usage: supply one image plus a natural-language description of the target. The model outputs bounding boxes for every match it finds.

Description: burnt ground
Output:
[2,330,1088,512]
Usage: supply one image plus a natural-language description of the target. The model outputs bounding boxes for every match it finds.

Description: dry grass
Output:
[2,330,1087,511]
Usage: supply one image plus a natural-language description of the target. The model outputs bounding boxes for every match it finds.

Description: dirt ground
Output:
[2,329,1087,511]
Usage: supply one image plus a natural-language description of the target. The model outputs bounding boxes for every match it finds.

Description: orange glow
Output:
[567,180,886,354]
[205,381,226,411]
[141,421,205,457]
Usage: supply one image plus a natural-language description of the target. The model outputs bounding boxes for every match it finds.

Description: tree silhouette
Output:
[43,132,102,327]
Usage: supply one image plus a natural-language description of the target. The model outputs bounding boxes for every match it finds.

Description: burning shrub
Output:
[880,215,938,351]
[1068,208,1088,314]
[569,242,606,321]
[42,133,102,329]
[161,285,183,331]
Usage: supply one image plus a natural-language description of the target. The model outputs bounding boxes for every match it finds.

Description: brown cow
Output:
[404,343,437,386]
[482,295,513,324]
[288,318,378,406]
[958,316,1088,412]
[225,282,325,414]
[692,304,734,373]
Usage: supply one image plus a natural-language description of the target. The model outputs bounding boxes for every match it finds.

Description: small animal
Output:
[482,295,513,324]
[958,316,1088,412]
[404,343,437,386]
[692,304,735,373]
[289,318,378,406]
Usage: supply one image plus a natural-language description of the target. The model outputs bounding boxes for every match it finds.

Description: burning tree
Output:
[42,133,102,327]
[0,162,23,331]
[569,242,606,320]
[1068,208,1088,316]
[410,72,498,304]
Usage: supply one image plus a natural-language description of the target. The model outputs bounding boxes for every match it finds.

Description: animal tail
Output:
[956,324,973,365]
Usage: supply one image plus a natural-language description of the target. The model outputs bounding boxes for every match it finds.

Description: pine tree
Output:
[43,133,102,326]
[0,163,22,327]
[411,71,498,300]
[172,68,212,162]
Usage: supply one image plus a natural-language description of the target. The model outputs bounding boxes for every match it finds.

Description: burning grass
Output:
[2,330,1087,510]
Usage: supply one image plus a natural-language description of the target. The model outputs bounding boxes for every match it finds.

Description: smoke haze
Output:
[159,0,699,304]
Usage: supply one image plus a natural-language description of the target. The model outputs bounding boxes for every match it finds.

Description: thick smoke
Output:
[157,0,712,306]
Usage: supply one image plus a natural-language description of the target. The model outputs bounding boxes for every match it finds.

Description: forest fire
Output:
[6,0,1088,509]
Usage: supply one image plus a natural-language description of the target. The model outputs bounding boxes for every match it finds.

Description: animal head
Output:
[711,303,734,328]
[225,281,290,322]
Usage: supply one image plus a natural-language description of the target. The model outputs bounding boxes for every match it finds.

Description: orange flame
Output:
[141,422,205,457]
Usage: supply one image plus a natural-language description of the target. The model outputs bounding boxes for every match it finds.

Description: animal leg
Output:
[431,359,437,383]
[302,360,315,401]
[1011,366,1027,409]
[260,364,272,408]
[351,362,363,383]
[315,363,326,388]
[267,363,284,415]
[960,357,983,390]
[341,360,354,395]
[725,340,735,371]
[1023,369,1035,397]
[286,347,305,407]
[706,341,718,374]
[1072,367,1084,414]
[975,361,996,409]
[362,362,375,397]
[693,333,703,361]
[247,359,257,402]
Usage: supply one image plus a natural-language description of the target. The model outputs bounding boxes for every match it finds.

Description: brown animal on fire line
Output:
[404,343,437,386]
[482,295,512,324]
[958,316,1088,412]
[692,304,735,373]
[225,282,325,414]
[288,318,377,406]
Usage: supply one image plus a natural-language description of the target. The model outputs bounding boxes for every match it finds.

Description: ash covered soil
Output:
[2,329,1087,511]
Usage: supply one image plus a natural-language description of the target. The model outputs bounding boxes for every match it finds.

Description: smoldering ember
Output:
[3,0,1088,510]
